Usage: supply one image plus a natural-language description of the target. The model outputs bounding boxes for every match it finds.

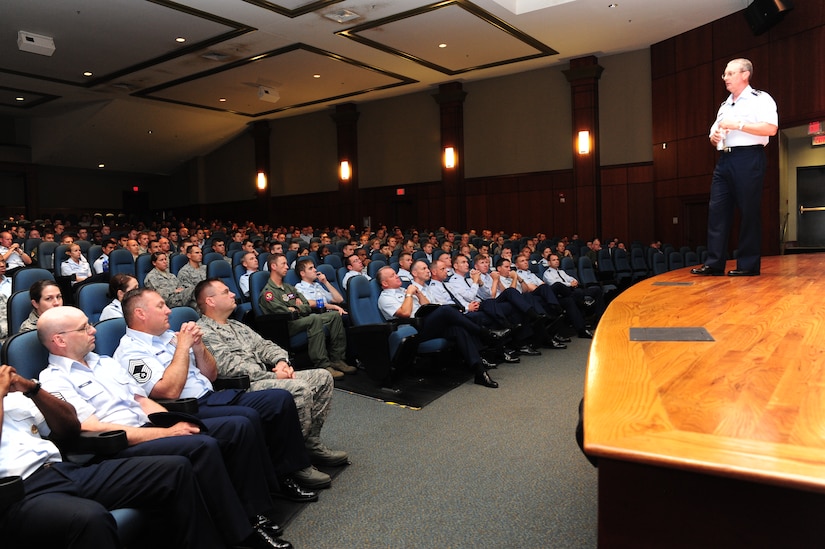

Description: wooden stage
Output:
[584,254,825,548]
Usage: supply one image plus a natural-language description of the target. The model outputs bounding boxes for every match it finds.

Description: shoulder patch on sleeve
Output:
[264,290,274,302]
[128,359,152,384]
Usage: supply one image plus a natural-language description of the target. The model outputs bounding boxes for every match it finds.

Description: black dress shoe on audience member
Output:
[484,327,511,343]
[727,269,760,277]
[481,357,499,369]
[553,334,572,344]
[243,526,293,549]
[578,329,594,339]
[690,265,723,276]
[583,296,596,308]
[502,350,521,363]
[253,515,284,538]
[518,344,541,356]
[276,477,319,502]
[474,370,499,388]
[545,339,567,349]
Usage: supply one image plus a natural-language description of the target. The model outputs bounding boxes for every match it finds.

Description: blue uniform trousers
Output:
[114,419,267,544]
[0,455,222,549]
[705,146,766,272]
[197,388,310,479]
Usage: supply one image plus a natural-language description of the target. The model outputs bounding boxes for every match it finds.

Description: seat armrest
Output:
[213,374,251,391]
[156,397,199,414]
[61,429,128,455]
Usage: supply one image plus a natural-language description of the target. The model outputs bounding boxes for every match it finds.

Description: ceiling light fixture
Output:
[219,98,227,102]
[15,97,25,101]
[439,43,447,48]
[98,163,105,169]
[175,37,186,43]
[201,51,230,62]
[313,74,321,79]
[83,71,93,77]
[324,9,361,24]
[608,3,618,7]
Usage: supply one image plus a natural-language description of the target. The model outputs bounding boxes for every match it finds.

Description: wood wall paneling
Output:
[675,64,715,138]
[674,24,713,71]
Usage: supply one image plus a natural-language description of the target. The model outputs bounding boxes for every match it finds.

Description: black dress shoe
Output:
[243,526,294,549]
[544,339,567,349]
[474,370,499,388]
[481,357,499,369]
[553,334,572,343]
[578,329,594,339]
[727,269,760,277]
[485,327,511,342]
[518,344,541,356]
[254,515,283,538]
[276,477,318,502]
[690,265,724,276]
[502,350,521,363]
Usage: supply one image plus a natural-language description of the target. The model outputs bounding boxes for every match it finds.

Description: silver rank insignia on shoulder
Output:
[128,359,152,383]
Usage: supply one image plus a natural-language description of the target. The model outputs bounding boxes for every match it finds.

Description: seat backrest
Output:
[135,253,153,287]
[228,241,242,253]
[668,250,685,271]
[316,264,340,294]
[76,282,111,324]
[336,266,349,290]
[412,250,427,261]
[37,241,59,271]
[12,268,54,294]
[0,330,49,379]
[613,248,632,272]
[249,270,271,316]
[285,250,297,266]
[87,244,104,269]
[108,248,136,277]
[7,290,33,337]
[207,260,241,302]
[561,257,578,279]
[323,254,343,270]
[348,275,384,326]
[92,317,127,357]
[367,259,386,278]
[652,253,667,275]
[170,253,188,275]
[54,244,70,270]
[231,249,246,267]
[77,240,92,257]
[202,252,224,266]
[684,251,700,266]
[577,257,599,286]
[631,247,648,271]
[284,269,300,287]
[168,306,199,331]
[25,238,42,254]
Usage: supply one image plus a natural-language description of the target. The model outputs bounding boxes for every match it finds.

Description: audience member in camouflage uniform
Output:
[177,243,207,299]
[144,251,193,308]
[19,279,64,333]
[195,278,348,467]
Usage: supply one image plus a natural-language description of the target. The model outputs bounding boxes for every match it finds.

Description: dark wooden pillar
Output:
[563,56,604,239]
[250,120,272,221]
[331,103,360,227]
[433,82,467,230]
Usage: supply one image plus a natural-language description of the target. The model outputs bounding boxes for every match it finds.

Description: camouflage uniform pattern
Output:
[19,310,39,333]
[144,268,192,308]
[197,314,334,439]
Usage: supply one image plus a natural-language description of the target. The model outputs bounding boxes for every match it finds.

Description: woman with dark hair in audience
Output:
[99,273,138,321]
[143,251,192,307]
[19,279,63,333]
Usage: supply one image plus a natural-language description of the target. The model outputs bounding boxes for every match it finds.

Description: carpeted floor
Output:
[279,338,599,548]
[333,364,473,409]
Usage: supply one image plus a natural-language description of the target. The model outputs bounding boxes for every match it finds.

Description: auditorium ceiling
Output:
[0,0,744,174]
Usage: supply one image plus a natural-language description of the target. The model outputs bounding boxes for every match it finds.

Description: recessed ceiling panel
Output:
[0,0,252,86]
[0,86,60,109]
[338,0,558,76]
[139,44,417,117]
[241,0,344,18]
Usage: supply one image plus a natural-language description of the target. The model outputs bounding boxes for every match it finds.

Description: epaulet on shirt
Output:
[752,90,762,96]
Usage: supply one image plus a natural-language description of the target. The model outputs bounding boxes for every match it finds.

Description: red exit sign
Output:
[809,121,823,135]
[813,135,825,147]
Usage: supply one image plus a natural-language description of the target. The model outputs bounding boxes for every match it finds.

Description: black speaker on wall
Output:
[744,0,794,36]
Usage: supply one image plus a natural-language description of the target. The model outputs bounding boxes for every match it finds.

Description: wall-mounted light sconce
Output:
[444,147,456,169]
[577,131,591,155]
[256,171,267,190]
[339,160,351,181]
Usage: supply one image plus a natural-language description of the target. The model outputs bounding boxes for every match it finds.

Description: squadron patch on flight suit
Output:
[129,359,152,384]
[264,290,274,302]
